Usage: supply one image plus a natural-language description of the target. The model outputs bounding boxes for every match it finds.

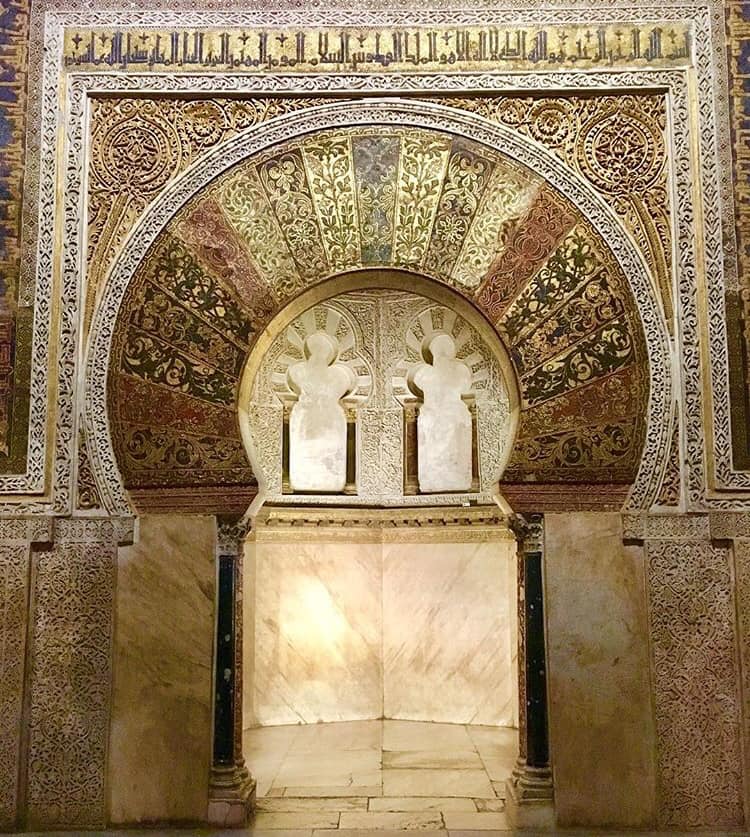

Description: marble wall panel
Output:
[251,536,383,725]
[545,513,657,828]
[26,539,116,829]
[0,544,29,829]
[382,538,516,726]
[249,524,517,728]
[108,515,215,825]
[242,537,257,734]
[646,539,744,829]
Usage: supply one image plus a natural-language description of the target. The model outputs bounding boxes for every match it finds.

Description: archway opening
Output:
[93,107,662,829]
[239,273,520,825]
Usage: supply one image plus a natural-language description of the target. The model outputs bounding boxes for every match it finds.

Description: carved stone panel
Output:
[244,287,513,506]
[645,540,744,829]
[26,532,116,829]
[0,543,30,829]
[287,331,356,492]
[732,538,750,820]
[411,333,474,493]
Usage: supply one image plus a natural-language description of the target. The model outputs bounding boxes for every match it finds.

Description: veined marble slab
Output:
[252,540,383,725]
[382,541,516,726]
[249,529,517,727]
[109,515,215,824]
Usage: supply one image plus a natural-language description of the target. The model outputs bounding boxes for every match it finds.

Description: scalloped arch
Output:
[84,99,672,515]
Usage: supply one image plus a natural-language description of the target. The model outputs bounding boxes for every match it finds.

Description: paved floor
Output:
[12,721,750,835]
[244,719,517,831]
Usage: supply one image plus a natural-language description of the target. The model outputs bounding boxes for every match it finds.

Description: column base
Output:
[504,764,555,830]
[208,762,256,828]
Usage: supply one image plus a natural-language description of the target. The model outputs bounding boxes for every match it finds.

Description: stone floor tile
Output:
[252,811,341,829]
[383,750,483,770]
[369,797,477,812]
[246,831,314,837]
[271,772,382,793]
[465,726,517,757]
[256,779,275,798]
[383,769,494,798]
[443,811,509,830]
[383,721,472,752]
[490,782,506,799]
[245,724,302,754]
[315,830,446,837]
[273,751,381,789]
[281,784,382,797]
[294,720,382,752]
[478,757,514,783]
[257,797,368,812]
[339,810,445,829]
[473,798,505,813]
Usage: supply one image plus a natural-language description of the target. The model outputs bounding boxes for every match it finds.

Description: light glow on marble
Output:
[251,541,383,725]
[279,576,351,665]
[248,532,517,727]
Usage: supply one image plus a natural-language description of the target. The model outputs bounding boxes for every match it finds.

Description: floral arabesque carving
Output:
[26,526,117,829]
[442,94,672,324]
[645,539,744,828]
[88,108,668,512]
[0,543,30,829]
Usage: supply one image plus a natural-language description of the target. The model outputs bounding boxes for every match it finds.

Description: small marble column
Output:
[208,516,256,828]
[506,513,554,829]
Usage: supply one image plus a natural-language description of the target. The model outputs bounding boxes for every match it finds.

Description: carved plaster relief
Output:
[0,543,30,829]
[287,331,356,492]
[244,287,512,506]
[4,2,743,515]
[93,106,661,516]
[645,539,744,828]
[410,333,474,493]
[733,538,750,821]
[26,526,116,829]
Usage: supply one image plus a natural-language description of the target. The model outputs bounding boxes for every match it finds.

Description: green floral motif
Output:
[393,134,451,266]
[149,236,254,345]
[302,135,361,270]
[522,319,634,407]
[122,331,236,404]
[423,141,494,280]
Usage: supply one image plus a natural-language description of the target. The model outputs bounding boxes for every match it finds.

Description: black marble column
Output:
[523,519,549,770]
[506,513,554,828]
[208,516,255,827]
[213,554,236,766]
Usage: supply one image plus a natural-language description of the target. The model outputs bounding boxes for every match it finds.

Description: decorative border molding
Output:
[26,534,117,829]
[81,96,673,516]
[622,512,710,541]
[53,516,135,546]
[0,517,53,544]
[0,543,30,830]
[710,512,750,541]
[9,1,748,517]
[251,504,516,542]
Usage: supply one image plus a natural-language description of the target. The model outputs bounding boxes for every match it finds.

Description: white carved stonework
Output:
[243,287,513,507]
[411,334,473,493]
[288,332,355,492]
